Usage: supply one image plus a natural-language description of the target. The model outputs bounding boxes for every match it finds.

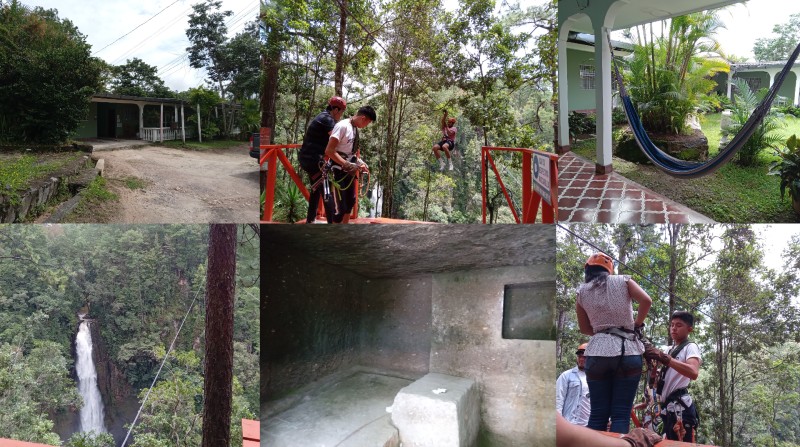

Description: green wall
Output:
[74,102,97,139]
[567,47,598,112]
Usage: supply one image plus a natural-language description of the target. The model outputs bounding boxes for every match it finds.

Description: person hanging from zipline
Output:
[644,311,701,443]
[322,105,377,223]
[298,96,348,223]
[432,110,457,171]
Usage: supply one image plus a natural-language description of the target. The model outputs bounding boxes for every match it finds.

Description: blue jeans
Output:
[585,355,642,433]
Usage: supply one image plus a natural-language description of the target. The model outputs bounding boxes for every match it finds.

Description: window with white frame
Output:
[580,64,595,90]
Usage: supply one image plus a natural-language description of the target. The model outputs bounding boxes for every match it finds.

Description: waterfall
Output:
[76,318,107,434]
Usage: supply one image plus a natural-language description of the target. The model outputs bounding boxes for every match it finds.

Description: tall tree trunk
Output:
[262,32,280,144]
[202,224,237,447]
[335,0,347,97]
[667,224,681,343]
[381,68,397,218]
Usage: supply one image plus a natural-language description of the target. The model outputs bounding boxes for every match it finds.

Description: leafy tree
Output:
[109,58,174,98]
[219,23,262,102]
[0,1,103,143]
[753,13,800,62]
[66,431,115,447]
[186,0,233,136]
[624,11,729,135]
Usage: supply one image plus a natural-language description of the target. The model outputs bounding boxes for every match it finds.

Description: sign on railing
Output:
[481,146,559,224]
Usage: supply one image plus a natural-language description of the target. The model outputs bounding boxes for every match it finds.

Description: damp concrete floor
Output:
[262,371,414,447]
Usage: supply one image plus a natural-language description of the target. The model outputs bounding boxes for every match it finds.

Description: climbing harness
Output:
[606,29,800,178]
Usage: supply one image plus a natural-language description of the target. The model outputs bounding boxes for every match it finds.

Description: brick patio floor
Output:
[557,152,714,224]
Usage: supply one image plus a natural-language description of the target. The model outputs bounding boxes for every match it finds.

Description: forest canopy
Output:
[0,224,259,447]
[557,224,800,447]
[263,0,557,222]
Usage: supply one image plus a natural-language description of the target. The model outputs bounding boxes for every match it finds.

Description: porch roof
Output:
[568,31,633,54]
[92,92,185,105]
[561,0,745,34]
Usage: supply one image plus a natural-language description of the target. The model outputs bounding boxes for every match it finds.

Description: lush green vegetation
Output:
[0,225,259,446]
[0,153,83,205]
[557,224,800,447]
[264,0,558,222]
[0,1,103,143]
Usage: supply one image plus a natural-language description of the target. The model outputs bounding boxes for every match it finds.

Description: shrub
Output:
[568,112,596,136]
[726,78,784,166]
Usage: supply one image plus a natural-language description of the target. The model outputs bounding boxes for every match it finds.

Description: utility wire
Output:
[120,279,205,447]
[93,0,184,55]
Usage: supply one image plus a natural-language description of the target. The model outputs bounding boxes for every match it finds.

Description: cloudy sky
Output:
[715,0,800,61]
[20,0,260,92]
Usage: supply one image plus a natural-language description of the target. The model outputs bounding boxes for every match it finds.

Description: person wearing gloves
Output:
[323,105,376,223]
[644,311,701,442]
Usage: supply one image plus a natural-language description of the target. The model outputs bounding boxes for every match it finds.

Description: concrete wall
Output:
[360,277,432,375]
[429,265,556,447]
[263,248,363,398]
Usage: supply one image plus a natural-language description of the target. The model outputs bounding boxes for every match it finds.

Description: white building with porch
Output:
[557,0,746,173]
[75,93,194,143]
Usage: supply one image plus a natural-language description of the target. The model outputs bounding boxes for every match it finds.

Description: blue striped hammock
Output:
[608,31,800,178]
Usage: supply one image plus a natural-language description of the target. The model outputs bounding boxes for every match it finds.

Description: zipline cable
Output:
[556,222,716,324]
[120,278,206,447]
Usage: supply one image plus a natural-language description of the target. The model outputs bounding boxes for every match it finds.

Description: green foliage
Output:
[83,176,118,202]
[625,12,729,135]
[185,86,222,140]
[753,13,800,62]
[769,134,800,202]
[0,154,68,205]
[726,78,785,166]
[567,112,595,136]
[66,431,116,447]
[0,341,80,445]
[109,58,173,98]
[273,181,305,223]
[0,1,103,143]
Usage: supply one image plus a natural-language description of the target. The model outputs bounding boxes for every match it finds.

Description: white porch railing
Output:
[140,127,195,142]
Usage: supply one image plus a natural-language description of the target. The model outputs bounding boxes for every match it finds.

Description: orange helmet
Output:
[585,252,614,274]
[328,96,346,110]
[576,343,588,355]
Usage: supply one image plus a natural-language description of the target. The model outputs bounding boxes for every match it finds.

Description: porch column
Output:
[557,20,572,154]
[594,23,614,174]
[159,103,164,143]
[181,103,186,143]
[138,104,144,140]
[793,69,800,106]
[197,103,202,143]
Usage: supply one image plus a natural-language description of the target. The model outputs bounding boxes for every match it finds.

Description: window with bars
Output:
[744,77,762,92]
[580,64,595,90]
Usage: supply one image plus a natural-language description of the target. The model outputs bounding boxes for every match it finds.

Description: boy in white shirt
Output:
[644,311,701,442]
[323,105,376,223]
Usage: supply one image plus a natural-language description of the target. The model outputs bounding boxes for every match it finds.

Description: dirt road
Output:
[95,144,259,223]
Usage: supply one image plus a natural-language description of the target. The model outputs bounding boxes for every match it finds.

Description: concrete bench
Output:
[390,372,480,447]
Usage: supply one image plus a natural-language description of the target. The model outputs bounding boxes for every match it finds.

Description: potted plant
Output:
[768,134,800,215]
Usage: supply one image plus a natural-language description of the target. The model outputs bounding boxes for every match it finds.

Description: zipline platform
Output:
[291,217,434,224]
[557,152,714,224]
[600,432,716,446]
[243,418,260,447]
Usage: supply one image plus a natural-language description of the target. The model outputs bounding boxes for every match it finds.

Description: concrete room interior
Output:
[262,225,557,446]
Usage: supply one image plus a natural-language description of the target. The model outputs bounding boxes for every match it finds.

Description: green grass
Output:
[123,176,148,190]
[82,177,118,202]
[156,139,244,150]
[0,154,77,204]
[571,118,798,222]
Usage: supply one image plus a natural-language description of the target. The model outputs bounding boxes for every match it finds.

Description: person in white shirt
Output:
[644,311,701,442]
[322,105,376,223]
[556,343,591,426]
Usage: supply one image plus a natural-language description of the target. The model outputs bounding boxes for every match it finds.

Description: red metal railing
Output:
[259,127,362,223]
[481,146,559,223]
